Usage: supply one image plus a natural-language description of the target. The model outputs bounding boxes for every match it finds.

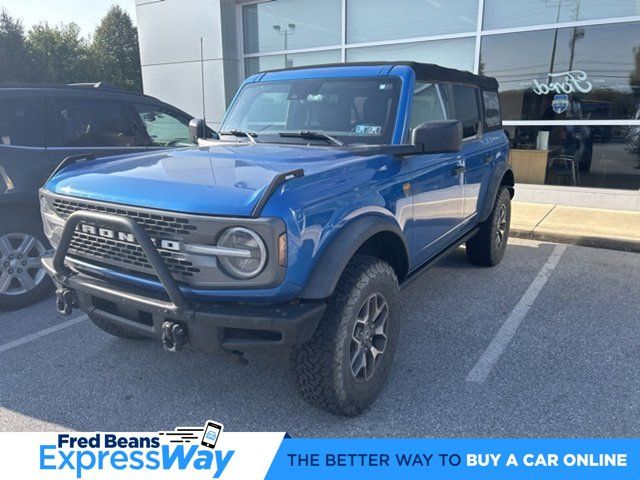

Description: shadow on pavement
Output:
[6,241,617,437]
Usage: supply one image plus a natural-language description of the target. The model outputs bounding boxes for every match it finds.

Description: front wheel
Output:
[290,255,400,416]
[0,214,53,310]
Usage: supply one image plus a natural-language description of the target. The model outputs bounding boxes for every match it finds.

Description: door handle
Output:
[452,164,465,176]
[483,154,493,164]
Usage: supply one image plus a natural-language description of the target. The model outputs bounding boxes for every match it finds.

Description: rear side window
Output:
[451,85,480,138]
[51,98,135,147]
[482,90,502,130]
[134,104,191,146]
[0,96,45,147]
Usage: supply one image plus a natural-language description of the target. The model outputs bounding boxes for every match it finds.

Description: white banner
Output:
[0,429,286,479]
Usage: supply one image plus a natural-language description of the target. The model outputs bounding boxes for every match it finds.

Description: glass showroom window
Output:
[347,37,476,73]
[479,22,640,122]
[242,0,341,54]
[482,21,640,190]
[483,0,640,30]
[346,0,478,43]
[505,124,640,190]
[245,50,341,77]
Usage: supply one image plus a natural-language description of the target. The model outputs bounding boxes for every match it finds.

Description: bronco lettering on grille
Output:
[78,224,181,252]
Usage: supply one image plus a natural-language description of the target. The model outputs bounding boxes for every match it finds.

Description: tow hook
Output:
[162,321,187,352]
[55,288,74,316]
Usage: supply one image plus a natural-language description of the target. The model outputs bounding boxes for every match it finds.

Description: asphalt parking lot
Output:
[1,238,638,437]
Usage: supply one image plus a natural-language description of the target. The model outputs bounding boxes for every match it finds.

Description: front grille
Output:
[52,198,197,237]
[51,198,201,281]
[43,191,285,289]
[69,231,200,278]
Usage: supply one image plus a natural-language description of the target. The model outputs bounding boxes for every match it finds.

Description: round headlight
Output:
[217,227,267,279]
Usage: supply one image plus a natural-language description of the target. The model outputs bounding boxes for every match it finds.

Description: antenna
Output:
[200,37,206,125]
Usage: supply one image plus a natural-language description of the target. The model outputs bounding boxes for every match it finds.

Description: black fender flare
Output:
[299,214,409,300]
[478,162,514,222]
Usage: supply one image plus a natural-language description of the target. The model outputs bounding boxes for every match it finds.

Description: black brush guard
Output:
[42,210,325,356]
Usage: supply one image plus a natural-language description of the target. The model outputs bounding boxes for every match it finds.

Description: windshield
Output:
[220,76,402,145]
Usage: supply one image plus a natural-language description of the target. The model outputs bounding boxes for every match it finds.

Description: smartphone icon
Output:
[201,421,223,449]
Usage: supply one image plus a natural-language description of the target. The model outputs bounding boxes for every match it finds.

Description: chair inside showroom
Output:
[547,133,585,186]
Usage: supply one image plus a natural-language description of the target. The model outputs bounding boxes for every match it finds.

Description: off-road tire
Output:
[0,214,53,310]
[466,186,511,267]
[290,255,400,416]
[89,312,148,340]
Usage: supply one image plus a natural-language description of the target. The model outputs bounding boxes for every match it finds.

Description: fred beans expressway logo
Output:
[38,422,232,479]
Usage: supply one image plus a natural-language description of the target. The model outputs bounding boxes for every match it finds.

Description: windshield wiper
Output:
[278,130,345,147]
[219,129,257,143]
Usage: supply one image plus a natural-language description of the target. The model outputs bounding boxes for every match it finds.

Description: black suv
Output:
[0,82,195,310]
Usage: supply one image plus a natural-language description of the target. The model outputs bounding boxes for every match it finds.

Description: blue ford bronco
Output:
[40,62,513,415]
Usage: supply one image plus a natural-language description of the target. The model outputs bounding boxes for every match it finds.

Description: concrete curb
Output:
[511,228,640,253]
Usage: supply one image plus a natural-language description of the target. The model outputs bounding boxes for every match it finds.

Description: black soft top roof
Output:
[404,62,498,90]
[263,61,499,91]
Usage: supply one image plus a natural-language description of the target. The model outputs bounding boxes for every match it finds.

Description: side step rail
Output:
[400,227,478,290]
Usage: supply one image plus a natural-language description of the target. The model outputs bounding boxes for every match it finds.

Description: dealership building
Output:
[136,0,640,209]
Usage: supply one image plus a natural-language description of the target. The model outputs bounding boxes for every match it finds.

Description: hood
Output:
[44,143,369,216]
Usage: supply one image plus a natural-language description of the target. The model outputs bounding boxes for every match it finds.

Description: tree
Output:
[0,9,30,82]
[26,22,92,83]
[92,5,142,92]
[0,5,143,91]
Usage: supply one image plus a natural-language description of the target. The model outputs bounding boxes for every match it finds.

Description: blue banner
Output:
[6,431,640,479]
[266,438,640,480]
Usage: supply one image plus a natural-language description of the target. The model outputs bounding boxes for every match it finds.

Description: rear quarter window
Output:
[0,96,45,147]
[482,90,502,130]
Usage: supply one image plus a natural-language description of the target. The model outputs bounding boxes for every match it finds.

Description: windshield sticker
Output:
[355,125,382,135]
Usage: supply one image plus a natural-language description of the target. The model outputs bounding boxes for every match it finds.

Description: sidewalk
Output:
[511,202,640,252]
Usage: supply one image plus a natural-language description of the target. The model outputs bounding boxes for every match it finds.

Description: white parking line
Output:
[0,314,88,354]
[466,244,567,383]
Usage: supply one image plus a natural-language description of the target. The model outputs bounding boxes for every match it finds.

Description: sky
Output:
[2,0,137,38]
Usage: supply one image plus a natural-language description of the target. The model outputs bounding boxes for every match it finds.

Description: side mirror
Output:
[189,118,219,143]
[411,120,462,153]
[189,118,205,143]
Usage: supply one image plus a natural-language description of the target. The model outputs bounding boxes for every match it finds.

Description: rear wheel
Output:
[0,215,53,310]
[290,255,400,416]
[466,186,511,267]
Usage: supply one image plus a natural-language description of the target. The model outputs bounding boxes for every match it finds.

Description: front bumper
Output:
[43,255,324,353]
[42,209,325,355]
